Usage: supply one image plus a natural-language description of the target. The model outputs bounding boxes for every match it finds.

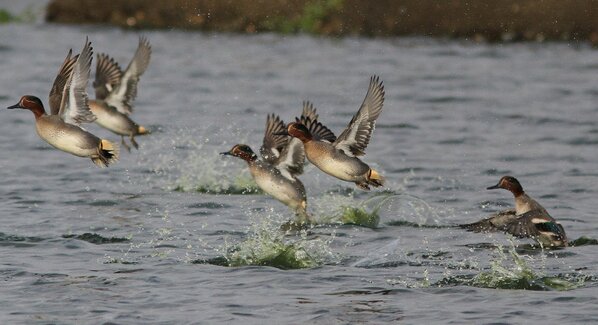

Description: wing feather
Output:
[58,38,95,126]
[48,49,78,115]
[498,210,564,240]
[301,101,319,122]
[275,138,305,179]
[94,53,122,100]
[459,209,517,233]
[296,101,336,142]
[105,36,151,115]
[333,75,385,156]
[260,114,288,163]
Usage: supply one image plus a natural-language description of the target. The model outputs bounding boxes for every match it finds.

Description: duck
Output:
[88,36,151,151]
[279,75,385,190]
[7,38,119,167]
[221,103,319,224]
[460,176,568,247]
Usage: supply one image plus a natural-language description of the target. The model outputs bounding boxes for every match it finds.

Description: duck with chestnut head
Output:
[221,103,320,224]
[278,76,386,191]
[460,176,567,248]
[88,36,152,152]
[7,38,118,167]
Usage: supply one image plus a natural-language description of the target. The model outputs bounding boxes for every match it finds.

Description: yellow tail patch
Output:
[137,125,150,135]
[368,169,385,186]
[100,139,115,152]
[91,139,119,168]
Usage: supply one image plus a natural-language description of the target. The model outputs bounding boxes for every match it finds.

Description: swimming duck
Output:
[460,176,568,247]
[221,103,319,224]
[279,76,385,190]
[7,39,119,167]
[88,36,151,151]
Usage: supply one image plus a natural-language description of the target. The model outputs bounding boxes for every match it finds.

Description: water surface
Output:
[1,24,598,323]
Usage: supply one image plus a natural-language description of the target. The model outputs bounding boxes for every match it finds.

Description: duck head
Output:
[7,95,46,118]
[487,175,524,197]
[277,122,312,142]
[221,144,258,162]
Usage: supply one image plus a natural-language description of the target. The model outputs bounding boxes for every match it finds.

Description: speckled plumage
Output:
[7,38,119,167]
[90,36,151,151]
[460,176,568,247]
[285,76,386,190]
[222,110,313,223]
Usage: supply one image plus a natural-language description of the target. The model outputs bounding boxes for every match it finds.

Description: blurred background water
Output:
[1,3,598,324]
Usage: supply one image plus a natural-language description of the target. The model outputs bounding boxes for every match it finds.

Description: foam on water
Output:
[207,212,340,269]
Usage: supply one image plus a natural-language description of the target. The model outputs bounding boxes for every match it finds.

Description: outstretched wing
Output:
[332,75,385,156]
[274,138,305,179]
[499,210,565,241]
[94,53,123,100]
[58,38,96,126]
[48,49,79,115]
[459,209,517,233]
[260,114,289,164]
[105,36,151,115]
[301,101,319,122]
[295,101,336,143]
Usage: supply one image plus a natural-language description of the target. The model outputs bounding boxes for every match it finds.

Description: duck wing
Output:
[301,101,319,122]
[296,101,336,143]
[332,75,385,156]
[93,53,122,100]
[260,113,289,164]
[48,49,79,115]
[105,36,151,115]
[58,38,95,126]
[499,210,567,242]
[274,137,305,180]
[459,208,517,232]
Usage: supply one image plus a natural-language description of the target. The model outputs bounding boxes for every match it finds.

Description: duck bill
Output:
[220,151,232,156]
[7,103,22,109]
[486,183,501,190]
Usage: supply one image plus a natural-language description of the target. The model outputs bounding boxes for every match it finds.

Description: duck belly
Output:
[36,118,100,157]
[90,101,136,136]
[309,152,369,182]
[251,168,305,210]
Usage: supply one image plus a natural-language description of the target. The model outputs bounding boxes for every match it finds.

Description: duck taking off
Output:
[221,103,319,224]
[279,76,385,190]
[7,38,119,167]
[89,36,151,151]
[460,176,568,247]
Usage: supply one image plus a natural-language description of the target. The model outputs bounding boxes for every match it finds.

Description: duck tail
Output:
[92,139,120,167]
[367,168,385,187]
[137,125,151,135]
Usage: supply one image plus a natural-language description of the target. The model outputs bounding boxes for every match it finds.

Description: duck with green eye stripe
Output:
[460,176,568,248]
[7,38,118,167]
[277,76,385,190]
[221,102,322,224]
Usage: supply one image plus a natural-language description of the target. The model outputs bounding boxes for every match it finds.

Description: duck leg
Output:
[130,134,139,149]
[355,182,371,191]
[121,136,131,152]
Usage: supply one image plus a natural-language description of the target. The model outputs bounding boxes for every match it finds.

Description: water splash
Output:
[468,242,582,290]
[446,239,585,291]
[166,147,262,194]
[138,129,262,194]
[204,213,339,269]
[314,192,389,228]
